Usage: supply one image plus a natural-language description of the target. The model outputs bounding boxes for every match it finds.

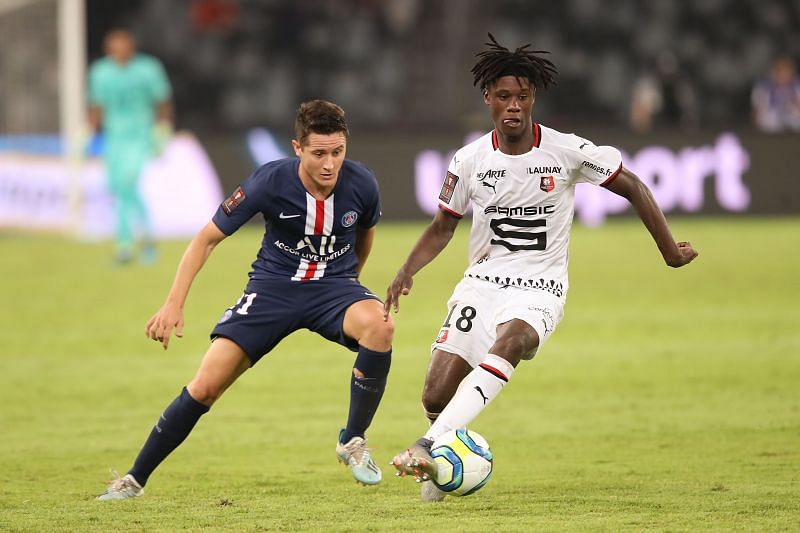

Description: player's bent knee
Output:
[345,301,394,350]
[359,319,394,351]
[378,319,395,343]
[186,379,225,407]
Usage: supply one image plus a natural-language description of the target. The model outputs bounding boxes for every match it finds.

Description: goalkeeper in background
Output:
[88,28,173,264]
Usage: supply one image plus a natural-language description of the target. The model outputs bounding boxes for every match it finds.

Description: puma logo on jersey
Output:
[478,170,504,194]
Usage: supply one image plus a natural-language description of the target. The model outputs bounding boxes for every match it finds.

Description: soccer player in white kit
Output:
[384,34,699,500]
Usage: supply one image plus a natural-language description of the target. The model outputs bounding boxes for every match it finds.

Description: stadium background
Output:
[0,1,798,531]
[1,0,799,230]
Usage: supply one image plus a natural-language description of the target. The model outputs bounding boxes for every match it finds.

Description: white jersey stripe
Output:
[296,194,335,281]
[291,258,328,281]
[291,258,310,281]
[313,260,327,279]
[304,194,316,234]
[304,193,334,235]
[323,195,334,235]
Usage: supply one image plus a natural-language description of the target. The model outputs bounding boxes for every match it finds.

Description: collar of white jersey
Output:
[491,123,542,153]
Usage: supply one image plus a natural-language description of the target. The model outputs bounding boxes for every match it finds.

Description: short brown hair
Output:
[294,100,349,145]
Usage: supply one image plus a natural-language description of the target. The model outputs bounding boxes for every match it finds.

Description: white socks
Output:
[424,354,515,441]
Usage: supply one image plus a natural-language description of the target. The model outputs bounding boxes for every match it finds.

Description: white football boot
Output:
[336,431,382,485]
[96,470,144,501]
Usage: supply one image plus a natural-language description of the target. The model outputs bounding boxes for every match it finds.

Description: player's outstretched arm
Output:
[384,209,461,318]
[604,167,698,268]
[145,221,228,349]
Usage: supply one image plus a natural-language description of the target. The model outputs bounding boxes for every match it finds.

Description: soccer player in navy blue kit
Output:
[98,100,393,500]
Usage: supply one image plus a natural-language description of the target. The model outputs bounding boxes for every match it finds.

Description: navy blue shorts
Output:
[210,277,381,365]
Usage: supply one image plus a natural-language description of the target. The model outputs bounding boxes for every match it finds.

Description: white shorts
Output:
[431,276,565,368]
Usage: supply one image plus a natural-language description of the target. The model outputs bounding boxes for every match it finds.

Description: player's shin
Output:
[128,387,210,486]
[340,347,392,443]
[423,354,514,441]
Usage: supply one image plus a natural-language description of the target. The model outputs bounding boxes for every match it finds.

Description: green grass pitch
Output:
[1,217,798,531]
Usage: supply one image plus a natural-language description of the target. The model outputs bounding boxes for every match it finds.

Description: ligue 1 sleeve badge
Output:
[439,172,459,203]
[540,176,555,192]
[222,185,246,215]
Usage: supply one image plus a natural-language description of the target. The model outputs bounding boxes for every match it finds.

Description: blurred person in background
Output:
[629,51,697,133]
[97,100,393,500]
[751,54,800,133]
[88,28,173,264]
[385,34,698,501]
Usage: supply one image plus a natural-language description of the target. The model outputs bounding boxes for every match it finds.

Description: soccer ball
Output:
[430,428,493,496]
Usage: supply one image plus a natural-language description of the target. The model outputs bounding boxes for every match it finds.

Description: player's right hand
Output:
[145,303,184,350]
[666,241,699,268]
[384,271,414,319]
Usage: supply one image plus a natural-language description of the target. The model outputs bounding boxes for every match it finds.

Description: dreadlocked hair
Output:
[471,33,558,92]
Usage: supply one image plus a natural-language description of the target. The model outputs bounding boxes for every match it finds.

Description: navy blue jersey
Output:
[212,158,381,281]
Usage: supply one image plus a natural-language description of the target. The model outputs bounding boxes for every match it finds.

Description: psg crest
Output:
[540,176,555,193]
[341,210,358,227]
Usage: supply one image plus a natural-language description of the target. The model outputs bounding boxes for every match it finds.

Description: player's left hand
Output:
[666,241,699,268]
[145,303,184,350]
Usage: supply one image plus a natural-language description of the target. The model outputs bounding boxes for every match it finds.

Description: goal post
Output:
[0,0,86,237]
[59,0,86,236]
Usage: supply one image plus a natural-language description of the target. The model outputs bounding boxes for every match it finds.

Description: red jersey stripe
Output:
[302,261,318,280]
[314,199,325,235]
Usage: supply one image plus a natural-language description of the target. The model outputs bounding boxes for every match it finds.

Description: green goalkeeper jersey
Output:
[88,53,171,141]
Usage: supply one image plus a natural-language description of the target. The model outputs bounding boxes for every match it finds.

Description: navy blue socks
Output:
[340,347,392,443]
[127,349,390,484]
[128,387,210,486]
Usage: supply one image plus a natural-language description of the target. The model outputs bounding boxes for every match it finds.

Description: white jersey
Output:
[438,124,622,299]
